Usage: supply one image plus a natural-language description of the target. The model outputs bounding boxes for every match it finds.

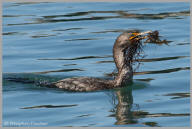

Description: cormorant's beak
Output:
[130,30,152,41]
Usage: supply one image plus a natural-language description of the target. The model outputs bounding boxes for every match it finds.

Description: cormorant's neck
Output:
[113,44,125,72]
[113,41,134,87]
[114,64,133,87]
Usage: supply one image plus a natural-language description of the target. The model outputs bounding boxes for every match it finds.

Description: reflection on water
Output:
[3,2,190,127]
[109,87,189,126]
[113,87,135,125]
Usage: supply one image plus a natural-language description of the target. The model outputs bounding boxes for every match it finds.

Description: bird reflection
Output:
[107,85,138,125]
[107,85,189,126]
[114,86,137,125]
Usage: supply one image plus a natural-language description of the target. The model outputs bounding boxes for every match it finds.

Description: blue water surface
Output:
[2,2,190,127]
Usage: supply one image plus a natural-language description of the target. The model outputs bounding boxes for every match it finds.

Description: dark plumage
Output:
[43,32,150,92]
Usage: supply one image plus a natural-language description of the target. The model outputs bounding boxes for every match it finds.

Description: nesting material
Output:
[124,30,168,69]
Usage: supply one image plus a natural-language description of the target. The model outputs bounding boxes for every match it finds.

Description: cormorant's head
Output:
[113,31,152,67]
[115,31,152,50]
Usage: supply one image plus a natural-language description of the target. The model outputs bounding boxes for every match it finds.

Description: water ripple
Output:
[164,92,190,99]
[95,56,189,64]
[52,27,84,32]
[134,67,190,75]
[34,68,84,74]
[105,67,190,77]
[37,55,112,61]
[20,104,78,109]
[6,10,189,26]
[64,38,102,41]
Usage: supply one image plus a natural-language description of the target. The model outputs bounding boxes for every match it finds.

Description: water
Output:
[2,2,190,127]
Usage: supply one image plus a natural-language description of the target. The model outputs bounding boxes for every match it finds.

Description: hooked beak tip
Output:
[136,30,152,36]
[131,30,152,40]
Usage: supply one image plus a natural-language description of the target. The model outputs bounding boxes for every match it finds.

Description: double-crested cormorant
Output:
[42,31,152,92]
